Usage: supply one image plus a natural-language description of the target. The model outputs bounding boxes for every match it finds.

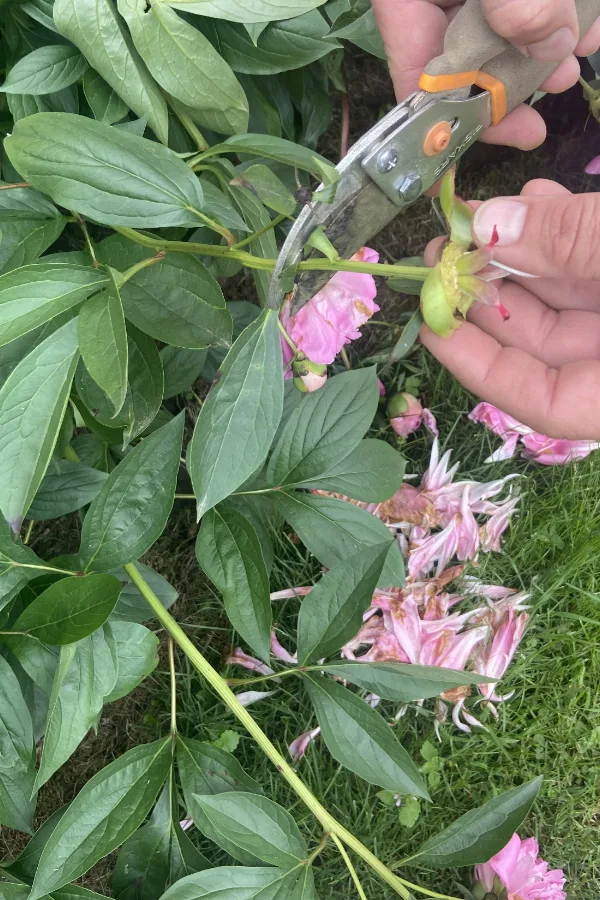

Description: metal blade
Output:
[267,90,491,314]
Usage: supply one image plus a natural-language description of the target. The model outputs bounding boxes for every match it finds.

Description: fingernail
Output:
[473,199,527,246]
[526,26,577,61]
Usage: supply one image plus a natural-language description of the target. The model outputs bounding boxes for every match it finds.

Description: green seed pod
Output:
[420,267,460,338]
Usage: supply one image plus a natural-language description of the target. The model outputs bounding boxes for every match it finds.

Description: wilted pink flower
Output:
[474,833,566,900]
[470,402,600,465]
[280,247,379,365]
[288,727,321,763]
[388,392,423,438]
[585,154,600,175]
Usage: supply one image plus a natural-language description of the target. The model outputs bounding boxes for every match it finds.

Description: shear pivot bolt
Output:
[377,148,399,173]
[423,120,452,157]
[397,173,422,202]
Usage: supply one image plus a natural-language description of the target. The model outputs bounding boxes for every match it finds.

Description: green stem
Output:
[167,96,209,152]
[15,562,78,577]
[63,444,81,463]
[111,226,429,281]
[226,668,299,687]
[331,832,369,900]
[175,494,195,500]
[232,487,278,496]
[231,213,288,251]
[23,520,34,545]
[119,252,166,285]
[124,562,412,899]
[168,637,178,739]
[192,209,235,245]
[277,318,298,354]
[74,214,98,266]
[0,181,32,190]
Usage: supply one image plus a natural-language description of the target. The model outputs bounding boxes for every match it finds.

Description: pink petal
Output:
[422,408,439,436]
[521,433,600,465]
[288,727,321,763]
[285,248,380,365]
[469,402,531,438]
[235,690,275,707]
[585,154,600,175]
[271,631,297,665]
[226,648,274,676]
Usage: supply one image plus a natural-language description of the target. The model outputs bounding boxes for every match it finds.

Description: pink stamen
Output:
[498,302,510,321]
[488,225,499,250]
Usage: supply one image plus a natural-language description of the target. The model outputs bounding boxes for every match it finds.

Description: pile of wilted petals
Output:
[318,424,520,579]
[228,423,529,752]
[342,571,528,737]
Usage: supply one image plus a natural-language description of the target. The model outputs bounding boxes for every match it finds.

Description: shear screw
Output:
[377,148,399,173]
[397,173,422,202]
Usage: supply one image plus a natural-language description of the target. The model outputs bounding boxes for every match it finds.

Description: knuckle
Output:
[484,0,558,40]
[542,195,600,277]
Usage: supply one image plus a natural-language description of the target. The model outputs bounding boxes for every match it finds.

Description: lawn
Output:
[133,354,600,900]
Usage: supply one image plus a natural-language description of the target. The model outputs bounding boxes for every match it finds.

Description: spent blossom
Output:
[470,402,600,465]
[473,833,566,900]
[279,247,379,367]
[420,170,508,338]
[387,392,424,438]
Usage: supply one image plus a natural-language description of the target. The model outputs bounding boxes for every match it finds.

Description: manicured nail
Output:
[473,199,527,246]
[526,26,577,61]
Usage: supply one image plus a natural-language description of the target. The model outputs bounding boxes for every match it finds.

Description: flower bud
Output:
[294,371,327,392]
[292,354,327,392]
[387,392,423,437]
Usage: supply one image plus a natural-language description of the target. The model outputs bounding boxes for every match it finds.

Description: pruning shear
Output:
[268,0,599,313]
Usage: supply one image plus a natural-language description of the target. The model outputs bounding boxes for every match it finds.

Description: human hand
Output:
[420,178,600,439]
[371,0,600,149]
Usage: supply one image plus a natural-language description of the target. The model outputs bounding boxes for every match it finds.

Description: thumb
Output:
[472,191,600,281]
[482,0,578,60]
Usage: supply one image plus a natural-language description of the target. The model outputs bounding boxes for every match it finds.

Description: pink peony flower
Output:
[280,247,380,365]
[470,402,600,466]
[388,392,424,438]
[585,154,600,175]
[474,833,566,900]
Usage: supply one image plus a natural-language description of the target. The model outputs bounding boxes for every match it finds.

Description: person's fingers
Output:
[482,0,578,61]
[420,321,600,439]
[371,0,449,99]
[508,275,600,311]
[467,282,600,365]
[479,104,546,149]
[576,15,600,54]
[471,190,600,280]
[519,178,571,197]
[539,54,580,93]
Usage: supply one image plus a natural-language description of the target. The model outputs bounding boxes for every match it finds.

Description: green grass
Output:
[147,355,600,900]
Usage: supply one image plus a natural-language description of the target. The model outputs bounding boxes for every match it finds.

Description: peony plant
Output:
[0,3,566,899]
